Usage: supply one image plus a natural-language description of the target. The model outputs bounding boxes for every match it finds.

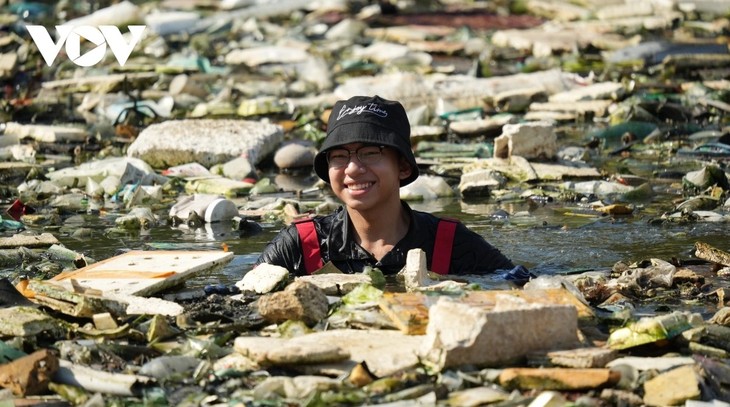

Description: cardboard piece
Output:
[379,288,594,335]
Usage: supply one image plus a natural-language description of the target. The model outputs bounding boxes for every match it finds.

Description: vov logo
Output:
[26,25,146,67]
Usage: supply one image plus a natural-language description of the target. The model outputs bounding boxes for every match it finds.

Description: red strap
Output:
[432,218,458,275]
[294,219,323,274]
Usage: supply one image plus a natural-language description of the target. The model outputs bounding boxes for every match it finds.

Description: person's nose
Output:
[343,155,366,175]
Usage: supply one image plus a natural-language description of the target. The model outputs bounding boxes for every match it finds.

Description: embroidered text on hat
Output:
[335,102,389,120]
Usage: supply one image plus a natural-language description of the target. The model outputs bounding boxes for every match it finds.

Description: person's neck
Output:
[348,200,409,258]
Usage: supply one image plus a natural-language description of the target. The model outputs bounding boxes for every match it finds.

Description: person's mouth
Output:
[347,182,374,191]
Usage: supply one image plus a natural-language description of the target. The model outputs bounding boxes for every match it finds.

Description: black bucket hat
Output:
[314,95,419,186]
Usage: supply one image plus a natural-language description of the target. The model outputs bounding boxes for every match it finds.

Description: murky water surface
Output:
[45,182,728,289]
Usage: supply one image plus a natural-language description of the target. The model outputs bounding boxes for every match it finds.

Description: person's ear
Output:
[398,156,412,181]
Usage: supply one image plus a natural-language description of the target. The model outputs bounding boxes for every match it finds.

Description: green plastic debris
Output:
[362,266,386,289]
[342,284,384,306]
[0,340,27,363]
[607,311,693,350]
[278,320,312,338]
[249,178,279,195]
[621,182,654,201]
[589,121,658,149]
[49,382,91,405]
[683,165,730,192]
[438,107,483,122]
[0,215,24,232]
[365,377,406,396]
[336,60,380,76]
[416,141,493,159]
[178,334,232,359]
[0,306,71,337]
[304,389,367,407]
[237,97,287,117]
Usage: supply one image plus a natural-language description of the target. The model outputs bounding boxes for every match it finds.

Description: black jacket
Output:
[256,201,514,276]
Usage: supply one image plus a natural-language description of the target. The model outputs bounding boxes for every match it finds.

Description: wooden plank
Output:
[28,280,127,318]
[379,288,594,335]
[63,271,177,279]
[51,250,234,296]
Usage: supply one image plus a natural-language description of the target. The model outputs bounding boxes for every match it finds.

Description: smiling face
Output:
[327,143,412,215]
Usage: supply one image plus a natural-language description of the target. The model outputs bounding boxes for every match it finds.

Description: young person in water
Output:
[256,95,515,276]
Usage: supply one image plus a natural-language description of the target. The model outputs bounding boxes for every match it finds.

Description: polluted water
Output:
[0,0,729,406]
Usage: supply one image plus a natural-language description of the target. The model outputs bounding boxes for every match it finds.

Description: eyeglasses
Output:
[326,145,386,168]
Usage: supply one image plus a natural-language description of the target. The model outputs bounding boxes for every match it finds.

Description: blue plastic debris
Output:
[500,265,536,285]
[204,284,241,296]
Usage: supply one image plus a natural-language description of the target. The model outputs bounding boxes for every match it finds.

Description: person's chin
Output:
[343,195,376,211]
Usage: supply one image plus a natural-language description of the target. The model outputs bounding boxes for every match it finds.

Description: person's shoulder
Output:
[418,213,475,239]
[292,207,343,228]
[410,208,443,230]
[411,207,459,222]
